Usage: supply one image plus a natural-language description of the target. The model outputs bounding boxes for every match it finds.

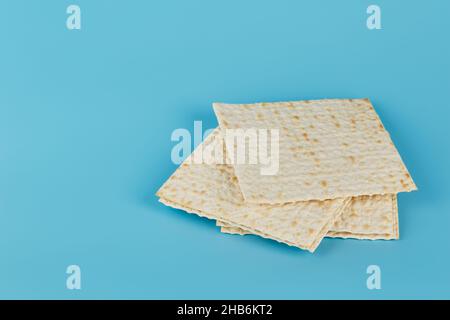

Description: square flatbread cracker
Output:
[213,99,416,204]
[157,129,351,252]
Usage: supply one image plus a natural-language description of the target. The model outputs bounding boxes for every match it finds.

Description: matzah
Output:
[213,99,416,204]
[157,129,351,252]
[218,194,399,240]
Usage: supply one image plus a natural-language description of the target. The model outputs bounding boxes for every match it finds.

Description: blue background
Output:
[0,0,449,299]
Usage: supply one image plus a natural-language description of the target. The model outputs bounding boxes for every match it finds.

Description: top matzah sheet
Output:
[213,98,416,203]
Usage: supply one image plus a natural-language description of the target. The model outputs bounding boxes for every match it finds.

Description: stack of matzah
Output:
[157,99,416,252]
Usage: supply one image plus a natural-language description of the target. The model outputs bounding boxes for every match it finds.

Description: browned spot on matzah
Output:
[400,179,409,188]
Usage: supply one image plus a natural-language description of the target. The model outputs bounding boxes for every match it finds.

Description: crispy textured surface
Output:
[213,99,416,203]
[332,194,398,237]
[218,194,399,240]
[157,129,350,252]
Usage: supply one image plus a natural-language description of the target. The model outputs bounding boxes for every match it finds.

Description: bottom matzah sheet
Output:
[157,129,351,252]
[218,194,399,240]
